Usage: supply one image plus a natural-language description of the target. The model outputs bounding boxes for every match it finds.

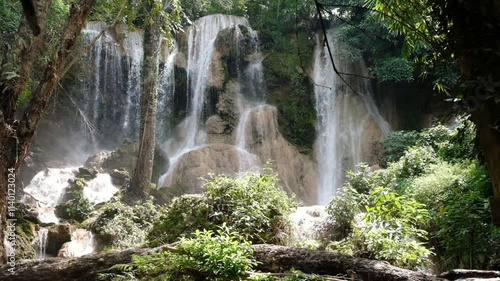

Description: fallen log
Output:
[253,245,443,281]
[0,245,444,281]
[439,269,500,280]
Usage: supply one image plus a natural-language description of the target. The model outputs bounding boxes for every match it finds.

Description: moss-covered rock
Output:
[46,223,75,256]
[54,196,93,223]
[109,169,130,186]
[9,203,40,259]
[262,32,316,153]
[90,199,162,250]
[15,221,36,260]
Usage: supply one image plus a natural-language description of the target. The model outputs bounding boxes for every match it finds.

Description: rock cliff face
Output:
[239,105,317,205]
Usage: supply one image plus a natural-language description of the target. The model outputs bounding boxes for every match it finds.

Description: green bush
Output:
[204,169,296,244]
[328,187,432,269]
[101,228,257,281]
[147,195,213,246]
[147,167,296,247]
[378,130,419,164]
[379,120,477,166]
[91,199,162,250]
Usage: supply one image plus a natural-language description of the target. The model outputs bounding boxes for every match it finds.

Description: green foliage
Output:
[148,167,296,247]
[326,186,364,241]
[379,119,477,165]
[205,168,296,244]
[373,57,414,82]
[378,130,419,164]
[147,195,213,246]
[101,228,257,281]
[0,1,21,46]
[407,161,497,269]
[90,0,182,40]
[329,187,431,269]
[332,121,496,270]
[91,199,162,250]
[364,0,460,93]
[55,190,94,222]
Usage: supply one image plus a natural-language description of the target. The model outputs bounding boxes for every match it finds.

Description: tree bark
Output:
[0,245,444,281]
[0,0,96,264]
[0,0,52,123]
[445,0,500,200]
[129,1,164,199]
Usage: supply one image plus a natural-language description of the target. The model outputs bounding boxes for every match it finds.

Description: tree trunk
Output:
[129,1,164,199]
[0,0,96,264]
[446,0,500,205]
[0,0,52,123]
[0,245,445,281]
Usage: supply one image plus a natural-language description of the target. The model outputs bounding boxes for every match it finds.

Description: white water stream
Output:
[313,29,390,204]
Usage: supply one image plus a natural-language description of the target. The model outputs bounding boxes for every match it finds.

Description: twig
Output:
[314,0,360,95]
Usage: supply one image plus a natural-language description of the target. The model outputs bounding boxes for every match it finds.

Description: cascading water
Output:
[22,168,77,224]
[157,42,178,142]
[313,29,390,204]
[122,30,144,137]
[179,14,249,153]
[160,15,264,185]
[83,173,119,204]
[33,227,49,260]
[58,229,95,258]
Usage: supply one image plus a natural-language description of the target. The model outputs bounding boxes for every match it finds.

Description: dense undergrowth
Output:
[327,119,499,270]
[96,119,498,279]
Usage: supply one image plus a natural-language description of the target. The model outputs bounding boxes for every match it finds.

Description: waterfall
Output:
[157,42,178,142]
[313,29,390,204]
[122,30,144,137]
[83,173,119,204]
[23,168,119,223]
[159,15,262,185]
[22,168,77,224]
[182,14,249,152]
[289,206,330,246]
[33,227,49,260]
[58,229,95,258]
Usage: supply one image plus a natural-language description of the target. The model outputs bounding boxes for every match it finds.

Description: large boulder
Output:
[164,143,249,193]
[84,139,169,185]
[46,223,75,256]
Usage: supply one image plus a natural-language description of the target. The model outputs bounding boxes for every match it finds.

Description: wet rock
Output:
[242,105,317,205]
[84,151,111,172]
[109,169,130,186]
[76,167,98,180]
[47,223,75,256]
[164,143,242,193]
[85,139,169,185]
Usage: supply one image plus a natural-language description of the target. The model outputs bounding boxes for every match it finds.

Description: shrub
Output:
[147,195,213,246]
[91,199,162,250]
[328,187,432,269]
[147,167,296,246]
[378,130,419,164]
[100,228,257,281]
[204,169,296,244]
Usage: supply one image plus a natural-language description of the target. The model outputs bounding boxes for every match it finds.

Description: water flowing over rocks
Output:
[312,30,390,203]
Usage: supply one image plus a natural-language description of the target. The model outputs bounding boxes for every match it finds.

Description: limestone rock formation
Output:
[240,105,317,205]
[164,143,248,193]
